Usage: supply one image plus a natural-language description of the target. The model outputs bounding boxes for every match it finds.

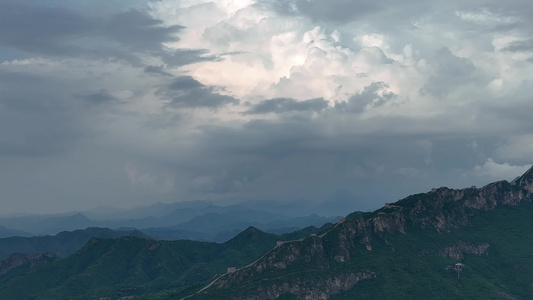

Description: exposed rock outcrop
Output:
[513,166,533,193]
[194,166,533,300]
[230,272,376,300]
[0,252,56,275]
[441,242,490,260]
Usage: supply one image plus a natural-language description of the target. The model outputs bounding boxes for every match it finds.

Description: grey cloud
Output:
[0,70,82,157]
[75,89,117,106]
[483,22,523,34]
[3,0,533,216]
[261,0,434,27]
[502,39,533,52]
[161,76,239,108]
[365,47,394,64]
[0,72,49,112]
[244,97,328,114]
[454,3,533,36]
[0,1,213,67]
[262,0,382,23]
[255,0,299,16]
[263,0,532,39]
[0,1,93,56]
[144,65,172,77]
[0,109,78,157]
[192,119,318,161]
[104,9,182,52]
[295,0,381,23]
[190,165,263,194]
[161,49,220,67]
[335,82,396,113]
[167,76,204,90]
[480,82,533,134]
[180,114,504,214]
[204,22,247,47]
[420,47,479,97]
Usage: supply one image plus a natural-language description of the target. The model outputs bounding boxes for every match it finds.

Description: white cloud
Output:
[470,158,530,181]
[125,163,175,193]
[147,0,533,124]
[417,140,433,165]
[494,135,533,161]
[149,1,410,103]
[455,9,517,25]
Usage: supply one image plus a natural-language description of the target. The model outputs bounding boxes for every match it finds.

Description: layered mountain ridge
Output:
[187,166,533,300]
[1,167,533,299]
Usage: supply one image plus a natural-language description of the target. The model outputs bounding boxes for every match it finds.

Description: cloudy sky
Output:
[1,0,532,216]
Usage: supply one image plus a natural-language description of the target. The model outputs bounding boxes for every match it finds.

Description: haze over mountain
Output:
[0,226,31,239]
[1,167,532,299]
[1,0,532,217]
[0,200,338,243]
[0,227,149,260]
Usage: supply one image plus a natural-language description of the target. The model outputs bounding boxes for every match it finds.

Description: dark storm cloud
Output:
[502,39,533,52]
[104,9,182,52]
[160,76,239,108]
[479,81,533,134]
[244,97,328,114]
[0,70,81,157]
[74,89,117,106]
[420,47,480,98]
[161,49,220,67]
[2,0,533,216]
[183,114,493,213]
[0,1,93,56]
[144,65,172,77]
[335,82,396,113]
[0,1,215,66]
[0,109,78,157]
[168,76,204,90]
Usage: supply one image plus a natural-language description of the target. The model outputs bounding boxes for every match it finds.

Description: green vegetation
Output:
[185,172,533,299]
[337,202,533,299]
[2,170,533,299]
[0,226,278,299]
[0,227,149,260]
[191,201,533,300]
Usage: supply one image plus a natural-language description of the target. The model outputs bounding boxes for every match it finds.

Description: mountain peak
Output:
[224,226,278,248]
[227,226,265,241]
[513,165,533,192]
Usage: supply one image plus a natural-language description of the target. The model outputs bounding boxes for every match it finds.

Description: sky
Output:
[1,0,532,216]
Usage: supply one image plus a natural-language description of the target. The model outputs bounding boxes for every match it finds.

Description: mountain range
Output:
[0,227,149,260]
[1,166,532,299]
[0,225,325,299]
[184,166,533,299]
[0,203,338,242]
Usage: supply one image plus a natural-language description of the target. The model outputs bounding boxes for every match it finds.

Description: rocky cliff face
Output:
[440,242,490,260]
[193,166,533,300]
[0,252,57,275]
[513,166,533,193]
[376,177,531,233]
[230,272,376,300]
